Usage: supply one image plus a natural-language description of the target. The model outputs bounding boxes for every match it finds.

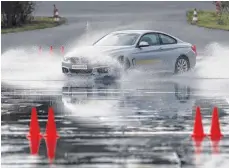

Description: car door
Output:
[157,33,179,72]
[131,33,164,71]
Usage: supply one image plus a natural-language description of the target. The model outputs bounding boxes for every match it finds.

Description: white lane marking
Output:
[109,131,229,137]
[3,131,229,137]
[226,98,229,104]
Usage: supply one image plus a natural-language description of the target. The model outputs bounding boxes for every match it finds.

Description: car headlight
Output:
[63,57,71,63]
[97,67,110,73]
[103,67,109,72]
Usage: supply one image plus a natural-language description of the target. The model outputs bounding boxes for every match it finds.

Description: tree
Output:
[213,1,229,24]
[1,1,36,28]
[220,1,229,24]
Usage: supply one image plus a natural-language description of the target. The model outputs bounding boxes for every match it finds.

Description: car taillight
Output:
[191,45,197,56]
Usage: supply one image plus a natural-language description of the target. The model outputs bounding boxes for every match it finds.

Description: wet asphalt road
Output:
[2,78,229,167]
[1,1,229,168]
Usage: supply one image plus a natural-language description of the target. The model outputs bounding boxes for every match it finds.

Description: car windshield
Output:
[94,33,140,46]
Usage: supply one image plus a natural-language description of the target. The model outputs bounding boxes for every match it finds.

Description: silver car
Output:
[62,30,197,78]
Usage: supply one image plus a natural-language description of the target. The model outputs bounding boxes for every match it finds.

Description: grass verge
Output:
[187,10,229,31]
[1,16,67,34]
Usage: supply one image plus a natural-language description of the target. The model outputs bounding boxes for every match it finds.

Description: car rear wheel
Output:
[175,56,190,74]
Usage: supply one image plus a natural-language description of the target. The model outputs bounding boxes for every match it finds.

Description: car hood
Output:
[65,45,133,58]
[64,45,133,66]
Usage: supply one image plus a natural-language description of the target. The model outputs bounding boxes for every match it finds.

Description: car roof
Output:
[110,29,183,43]
[111,29,167,35]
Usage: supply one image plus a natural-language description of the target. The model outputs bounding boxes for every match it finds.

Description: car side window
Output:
[139,33,160,46]
[159,34,177,45]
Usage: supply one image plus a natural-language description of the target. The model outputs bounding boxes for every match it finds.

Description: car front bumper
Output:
[62,61,120,78]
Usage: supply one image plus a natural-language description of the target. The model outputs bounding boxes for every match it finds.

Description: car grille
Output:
[69,69,93,74]
[97,68,109,73]
[70,57,88,64]
[70,58,79,64]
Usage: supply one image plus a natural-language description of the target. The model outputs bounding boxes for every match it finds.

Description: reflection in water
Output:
[61,80,194,129]
[174,83,190,103]
[57,80,195,166]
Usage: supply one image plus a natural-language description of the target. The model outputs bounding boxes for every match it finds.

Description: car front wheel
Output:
[118,56,130,71]
[175,56,190,74]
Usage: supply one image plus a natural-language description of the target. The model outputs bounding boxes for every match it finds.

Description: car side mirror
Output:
[138,41,150,48]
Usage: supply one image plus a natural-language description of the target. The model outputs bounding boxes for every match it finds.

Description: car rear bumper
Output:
[185,50,197,70]
[189,54,196,69]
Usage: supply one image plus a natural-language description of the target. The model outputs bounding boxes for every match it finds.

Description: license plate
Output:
[72,65,87,69]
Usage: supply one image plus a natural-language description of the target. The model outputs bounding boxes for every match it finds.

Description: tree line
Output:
[1,1,36,28]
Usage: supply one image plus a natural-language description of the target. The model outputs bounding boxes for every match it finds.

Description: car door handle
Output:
[159,47,163,50]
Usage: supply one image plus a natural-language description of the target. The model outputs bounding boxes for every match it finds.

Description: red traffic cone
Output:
[209,107,223,141]
[27,107,42,155]
[191,106,206,139]
[39,46,42,54]
[60,46,64,54]
[44,107,59,139]
[50,46,53,54]
[44,107,59,163]
[27,107,42,139]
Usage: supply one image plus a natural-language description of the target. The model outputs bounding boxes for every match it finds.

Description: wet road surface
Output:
[2,77,229,168]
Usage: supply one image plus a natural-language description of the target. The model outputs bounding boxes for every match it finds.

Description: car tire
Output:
[118,56,130,71]
[175,56,190,74]
[124,58,131,70]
